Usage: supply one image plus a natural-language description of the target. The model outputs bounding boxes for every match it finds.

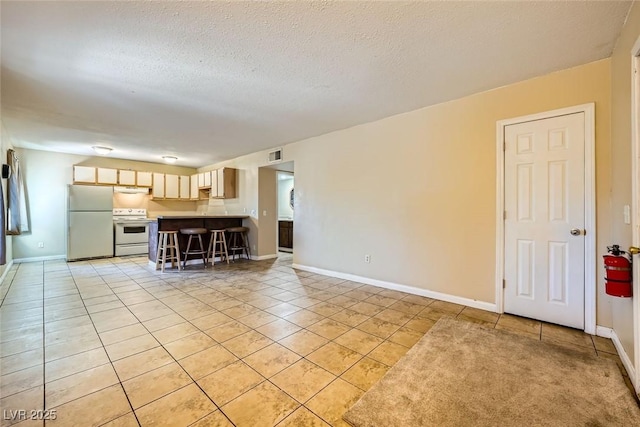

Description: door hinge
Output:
[503,141,506,151]
[503,210,507,220]
[502,279,506,289]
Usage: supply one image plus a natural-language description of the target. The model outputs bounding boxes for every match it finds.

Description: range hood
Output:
[113,186,149,194]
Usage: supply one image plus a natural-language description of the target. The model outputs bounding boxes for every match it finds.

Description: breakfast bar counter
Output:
[148,215,249,262]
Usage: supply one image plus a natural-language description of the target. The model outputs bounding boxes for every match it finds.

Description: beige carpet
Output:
[343,317,640,427]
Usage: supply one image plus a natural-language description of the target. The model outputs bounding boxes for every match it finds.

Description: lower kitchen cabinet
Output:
[278,220,293,250]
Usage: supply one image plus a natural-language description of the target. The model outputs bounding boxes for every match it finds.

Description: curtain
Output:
[6,149,29,235]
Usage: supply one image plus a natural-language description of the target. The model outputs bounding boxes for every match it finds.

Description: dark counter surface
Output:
[151,215,249,220]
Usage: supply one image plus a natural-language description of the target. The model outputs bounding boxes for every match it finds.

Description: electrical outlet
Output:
[38,242,44,248]
[364,254,371,263]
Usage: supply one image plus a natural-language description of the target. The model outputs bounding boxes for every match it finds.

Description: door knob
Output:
[629,246,640,255]
[570,228,584,236]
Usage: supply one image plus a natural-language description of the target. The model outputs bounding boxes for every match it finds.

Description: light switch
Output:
[262,210,267,216]
[624,205,631,224]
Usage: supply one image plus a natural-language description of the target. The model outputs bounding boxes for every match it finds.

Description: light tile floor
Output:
[0,255,633,426]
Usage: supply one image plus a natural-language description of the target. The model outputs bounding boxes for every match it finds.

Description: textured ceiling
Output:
[0,1,633,167]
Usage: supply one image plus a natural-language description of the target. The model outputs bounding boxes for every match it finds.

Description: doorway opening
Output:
[277,170,294,255]
[262,160,295,261]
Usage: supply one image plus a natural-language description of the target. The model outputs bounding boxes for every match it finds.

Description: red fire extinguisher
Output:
[603,245,633,298]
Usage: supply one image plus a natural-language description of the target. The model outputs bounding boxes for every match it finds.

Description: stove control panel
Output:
[113,208,147,217]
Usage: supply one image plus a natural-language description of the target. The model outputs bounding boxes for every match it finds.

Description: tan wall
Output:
[203,59,612,324]
[288,58,611,309]
[610,2,640,366]
[198,150,277,257]
[13,148,197,259]
[258,167,277,257]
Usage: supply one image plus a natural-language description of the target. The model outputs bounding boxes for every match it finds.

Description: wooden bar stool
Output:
[226,226,251,261]
[180,228,208,269]
[155,231,181,272]
[207,229,229,266]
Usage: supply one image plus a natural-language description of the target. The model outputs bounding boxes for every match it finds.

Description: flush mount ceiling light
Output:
[162,156,178,164]
[92,146,113,155]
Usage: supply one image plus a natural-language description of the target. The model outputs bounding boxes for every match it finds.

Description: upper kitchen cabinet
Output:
[97,168,118,184]
[137,171,153,187]
[73,166,96,184]
[152,173,165,198]
[164,174,179,199]
[210,170,218,197]
[151,174,193,200]
[118,170,136,186]
[71,164,194,201]
[197,171,211,189]
[211,168,237,199]
[190,174,200,200]
[179,176,190,200]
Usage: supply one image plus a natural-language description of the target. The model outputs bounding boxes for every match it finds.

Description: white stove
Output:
[113,209,150,256]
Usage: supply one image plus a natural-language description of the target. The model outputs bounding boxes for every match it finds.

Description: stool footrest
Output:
[181,231,208,269]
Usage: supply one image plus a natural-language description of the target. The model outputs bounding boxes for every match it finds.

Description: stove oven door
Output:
[114,221,149,255]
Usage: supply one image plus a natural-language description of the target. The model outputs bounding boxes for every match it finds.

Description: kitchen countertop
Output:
[151,215,249,220]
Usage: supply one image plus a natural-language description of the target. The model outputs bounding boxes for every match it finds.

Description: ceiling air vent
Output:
[268,148,283,163]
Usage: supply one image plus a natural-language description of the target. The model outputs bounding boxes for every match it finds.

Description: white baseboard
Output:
[595,325,613,339]
[608,328,637,391]
[291,263,497,313]
[252,254,278,261]
[13,255,66,263]
[0,260,15,285]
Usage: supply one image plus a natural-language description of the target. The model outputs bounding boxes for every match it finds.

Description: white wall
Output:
[277,173,294,220]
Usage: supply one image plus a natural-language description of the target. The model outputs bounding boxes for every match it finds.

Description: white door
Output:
[504,112,585,329]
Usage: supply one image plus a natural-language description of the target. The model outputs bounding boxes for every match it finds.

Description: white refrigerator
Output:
[67,185,114,261]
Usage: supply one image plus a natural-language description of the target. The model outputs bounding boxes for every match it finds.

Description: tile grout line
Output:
[198,289,435,425]
[64,261,143,427]
[108,258,236,426]
[41,262,46,427]
[0,263,18,308]
[108,262,334,423]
